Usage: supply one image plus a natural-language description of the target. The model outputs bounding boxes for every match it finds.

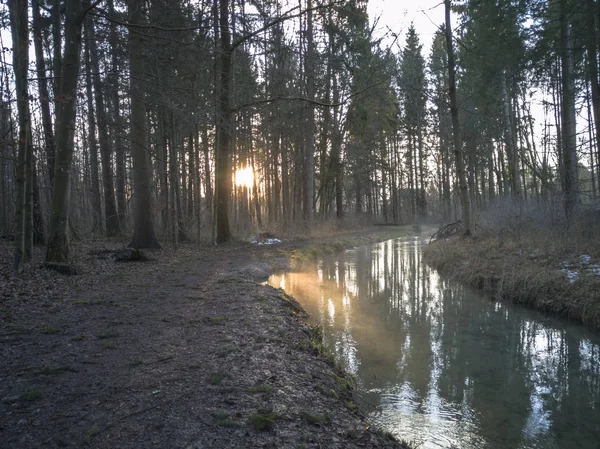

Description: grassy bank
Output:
[281,226,412,264]
[424,231,600,329]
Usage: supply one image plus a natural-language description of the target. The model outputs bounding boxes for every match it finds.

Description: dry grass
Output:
[425,208,600,329]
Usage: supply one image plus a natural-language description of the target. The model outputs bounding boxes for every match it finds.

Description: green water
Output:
[268,235,600,449]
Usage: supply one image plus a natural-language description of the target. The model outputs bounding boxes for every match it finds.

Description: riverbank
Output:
[0,228,410,449]
[423,232,600,330]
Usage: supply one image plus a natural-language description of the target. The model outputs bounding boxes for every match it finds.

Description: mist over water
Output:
[269,236,600,449]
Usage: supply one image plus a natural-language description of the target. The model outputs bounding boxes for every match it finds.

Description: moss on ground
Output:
[282,227,411,263]
[247,409,282,431]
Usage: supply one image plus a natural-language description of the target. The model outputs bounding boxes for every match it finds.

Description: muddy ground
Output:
[0,230,408,449]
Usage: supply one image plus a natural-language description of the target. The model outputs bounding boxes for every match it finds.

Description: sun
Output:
[234,166,255,189]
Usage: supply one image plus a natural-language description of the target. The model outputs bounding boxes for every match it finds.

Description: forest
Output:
[1,0,598,271]
[2,1,600,447]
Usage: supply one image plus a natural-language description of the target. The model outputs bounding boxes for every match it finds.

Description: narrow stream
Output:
[268,235,600,449]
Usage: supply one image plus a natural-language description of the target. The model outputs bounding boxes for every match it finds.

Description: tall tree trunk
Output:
[84,29,103,234]
[407,133,415,217]
[52,0,63,99]
[445,0,472,235]
[215,0,233,244]
[201,125,213,225]
[32,0,56,188]
[193,132,201,240]
[250,148,262,228]
[560,0,579,220]
[167,134,177,245]
[501,73,522,199]
[9,0,31,270]
[108,0,127,225]
[24,125,33,261]
[552,76,564,189]
[417,114,427,217]
[187,134,195,219]
[86,15,120,236]
[128,0,160,248]
[281,138,290,227]
[333,76,343,219]
[586,0,600,183]
[170,119,187,241]
[157,108,168,232]
[487,139,495,203]
[46,0,86,264]
[587,81,598,198]
[32,152,46,245]
[303,0,315,227]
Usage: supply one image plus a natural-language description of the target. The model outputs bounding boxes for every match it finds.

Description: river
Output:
[268,234,600,449]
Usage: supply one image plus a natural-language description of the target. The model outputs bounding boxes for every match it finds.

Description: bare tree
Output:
[8,0,31,271]
[444,0,472,235]
[214,0,233,244]
[128,0,160,248]
[86,14,120,236]
[46,0,88,264]
[560,0,579,220]
[32,0,56,188]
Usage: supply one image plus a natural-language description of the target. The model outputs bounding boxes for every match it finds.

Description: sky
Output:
[367,0,447,51]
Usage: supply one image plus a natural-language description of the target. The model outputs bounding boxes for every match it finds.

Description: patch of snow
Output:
[251,238,282,246]
[580,254,592,265]
[560,268,579,283]
[586,264,600,277]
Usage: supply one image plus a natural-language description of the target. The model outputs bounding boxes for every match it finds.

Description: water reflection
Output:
[269,237,600,449]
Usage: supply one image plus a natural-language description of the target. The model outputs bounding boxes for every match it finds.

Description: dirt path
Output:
[0,233,407,449]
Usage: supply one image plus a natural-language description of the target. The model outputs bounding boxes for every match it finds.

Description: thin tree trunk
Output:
[281,137,290,227]
[201,125,213,225]
[417,114,426,217]
[193,131,201,241]
[303,0,315,228]
[587,80,598,198]
[24,125,33,261]
[188,134,194,219]
[32,152,46,245]
[501,73,522,199]
[86,15,120,236]
[444,0,472,235]
[170,119,187,241]
[84,28,102,234]
[108,0,127,225]
[156,108,168,232]
[552,75,564,189]
[332,76,343,219]
[250,148,262,228]
[586,0,600,187]
[32,0,56,188]
[52,0,63,99]
[167,134,177,245]
[9,0,30,271]
[179,132,188,221]
[488,139,495,203]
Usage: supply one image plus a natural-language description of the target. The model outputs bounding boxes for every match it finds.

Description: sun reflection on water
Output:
[268,235,600,449]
